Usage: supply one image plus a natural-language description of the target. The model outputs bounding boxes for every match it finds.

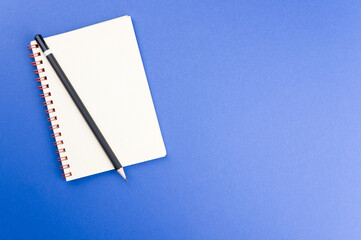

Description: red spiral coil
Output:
[40,92,51,98]
[38,84,49,90]
[54,140,64,146]
[60,164,70,170]
[31,60,43,66]
[27,44,39,50]
[36,76,47,82]
[34,68,45,74]
[45,108,55,114]
[43,100,53,107]
[47,116,57,122]
[29,52,41,58]
[29,45,71,179]
[58,156,68,161]
[56,148,66,154]
[49,124,59,130]
[52,132,62,138]
[62,172,72,178]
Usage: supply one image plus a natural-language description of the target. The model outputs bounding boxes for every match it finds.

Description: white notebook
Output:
[29,16,166,181]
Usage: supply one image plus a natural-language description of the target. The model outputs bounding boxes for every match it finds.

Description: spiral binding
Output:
[28,44,72,179]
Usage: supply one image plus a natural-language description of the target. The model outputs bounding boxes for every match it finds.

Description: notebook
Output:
[28,16,166,181]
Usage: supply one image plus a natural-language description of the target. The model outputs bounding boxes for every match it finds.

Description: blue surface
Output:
[1,0,361,239]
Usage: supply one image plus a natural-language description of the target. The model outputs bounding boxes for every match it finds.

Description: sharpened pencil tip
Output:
[117,168,128,182]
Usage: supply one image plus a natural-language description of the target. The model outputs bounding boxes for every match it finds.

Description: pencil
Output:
[34,34,127,182]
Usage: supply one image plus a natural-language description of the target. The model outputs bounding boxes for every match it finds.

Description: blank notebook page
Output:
[31,16,166,181]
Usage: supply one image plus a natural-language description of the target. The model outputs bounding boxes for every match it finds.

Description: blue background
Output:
[1,0,361,239]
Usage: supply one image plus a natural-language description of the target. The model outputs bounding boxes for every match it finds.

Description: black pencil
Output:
[34,34,127,182]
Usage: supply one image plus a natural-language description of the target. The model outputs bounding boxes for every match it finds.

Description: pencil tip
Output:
[117,168,128,182]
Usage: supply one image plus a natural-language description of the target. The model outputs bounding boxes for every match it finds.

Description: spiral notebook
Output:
[28,16,166,181]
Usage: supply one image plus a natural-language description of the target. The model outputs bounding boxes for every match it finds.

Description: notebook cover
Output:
[30,16,166,180]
